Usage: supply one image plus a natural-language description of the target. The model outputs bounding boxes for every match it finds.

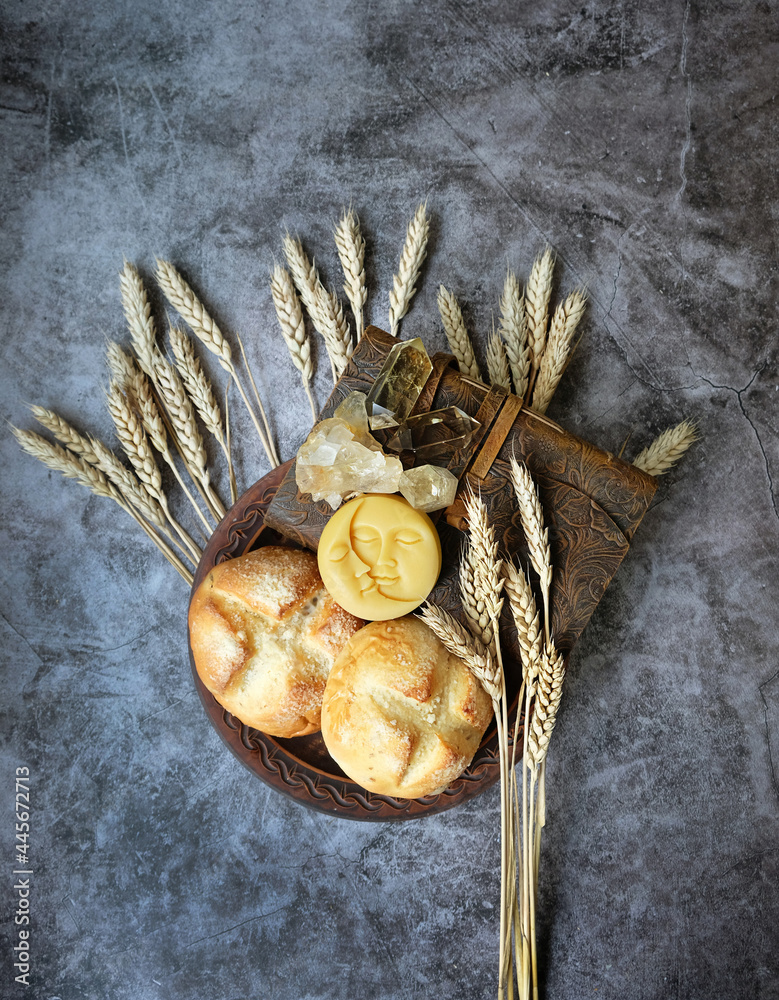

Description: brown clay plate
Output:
[188,461,521,821]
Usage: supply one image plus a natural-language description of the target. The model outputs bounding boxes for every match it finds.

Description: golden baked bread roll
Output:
[321,616,493,798]
[189,546,364,738]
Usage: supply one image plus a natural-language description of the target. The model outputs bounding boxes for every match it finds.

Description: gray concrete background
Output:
[1,1,777,998]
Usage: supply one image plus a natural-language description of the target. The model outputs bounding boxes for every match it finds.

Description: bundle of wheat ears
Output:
[13,205,697,997]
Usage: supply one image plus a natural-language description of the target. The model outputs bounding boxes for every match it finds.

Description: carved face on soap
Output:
[317,494,443,621]
[349,500,426,598]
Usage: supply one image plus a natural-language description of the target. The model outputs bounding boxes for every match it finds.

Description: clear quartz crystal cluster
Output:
[295,339,480,512]
[296,392,402,509]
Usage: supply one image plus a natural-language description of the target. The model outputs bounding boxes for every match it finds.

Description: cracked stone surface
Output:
[1,2,778,998]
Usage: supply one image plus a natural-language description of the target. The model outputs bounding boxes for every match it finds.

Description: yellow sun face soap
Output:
[317,494,442,621]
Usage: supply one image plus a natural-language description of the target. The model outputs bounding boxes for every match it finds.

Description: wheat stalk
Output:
[29,406,101,465]
[117,266,213,501]
[282,235,350,382]
[524,638,566,999]
[106,380,201,561]
[463,490,505,626]
[389,203,429,336]
[12,426,193,583]
[419,591,511,991]
[525,247,555,388]
[224,381,232,474]
[437,285,481,380]
[86,434,165,528]
[118,265,222,492]
[89,430,196,571]
[531,289,587,414]
[155,258,277,467]
[105,341,137,389]
[526,642,566,769]
[335,208,367,342]
[461,489,517,998]
[168,327,229,452]
[270,264,317,422]
[323,287,353,372]
[460,551,496,652]
[503,555,542,993]
[129,367,214,533]
[168,324,236,500]
[25,407,188,560]
[503,560,543,688]
[503,461,566,1000]
[508,457,552,640]
[283,235,349,378]
[155,259,232,368]
[152,356,225,522]
[129,368,166,456]
[312,291,350,381]
[417,603,501,704]
[499,270,530,398]
[507,459,554,1000]
[106,380,164,498]
[487,324,512,390]
[120,262,159,376]
[13,426,124,504]
[633,419,699,476]
[282,234,324,322]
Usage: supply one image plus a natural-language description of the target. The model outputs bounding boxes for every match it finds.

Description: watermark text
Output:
[11,766,32,987]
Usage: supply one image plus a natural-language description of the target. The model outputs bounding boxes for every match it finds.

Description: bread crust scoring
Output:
[321,616,493,798]
[189,546,364,737]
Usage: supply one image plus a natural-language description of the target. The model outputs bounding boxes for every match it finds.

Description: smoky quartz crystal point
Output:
[387,406,480,463]
[366,337,433,428]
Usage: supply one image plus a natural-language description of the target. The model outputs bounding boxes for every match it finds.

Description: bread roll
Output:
[189,546,364,738]
[321,616,493,798]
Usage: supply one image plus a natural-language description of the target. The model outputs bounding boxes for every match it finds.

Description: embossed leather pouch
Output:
[264,326,656,660]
